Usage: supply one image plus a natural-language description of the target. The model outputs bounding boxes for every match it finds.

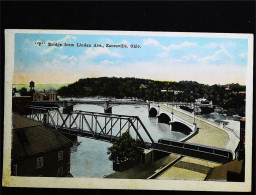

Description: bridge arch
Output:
[170,121,192,135]
[158,113,171,125]
[149,107,158,117]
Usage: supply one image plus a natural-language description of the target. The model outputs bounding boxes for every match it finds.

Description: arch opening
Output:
[158,113,171,125]
[149,108,157,117]
[170,122,192,135]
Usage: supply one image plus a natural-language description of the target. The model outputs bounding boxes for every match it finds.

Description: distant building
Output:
[238,91,246,95]
[47,93,57,101]
[139,84,148,89]
[168,90,184,95]
[173,90,183,95]
[11,113,73,177]
[13,92,21,97]
[195,97,212,106]
[33,92,57,101]
[33,92,46,101]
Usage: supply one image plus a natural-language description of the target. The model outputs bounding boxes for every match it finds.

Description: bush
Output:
[107,131,144,164]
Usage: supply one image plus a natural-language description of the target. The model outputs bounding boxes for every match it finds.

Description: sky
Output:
[14,33,249,85]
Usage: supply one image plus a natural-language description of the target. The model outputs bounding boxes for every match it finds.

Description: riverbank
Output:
[154,104,240,180]
[105,153,181,179]
[106,103,239,180]
[161,104,240,154]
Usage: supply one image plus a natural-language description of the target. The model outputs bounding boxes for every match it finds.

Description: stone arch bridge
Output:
[31,99,149,114]
[149,104,197,134]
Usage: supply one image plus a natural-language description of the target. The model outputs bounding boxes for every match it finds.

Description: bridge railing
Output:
[151,103,195,127]
[163,103,240,139]
[153,139,233,163]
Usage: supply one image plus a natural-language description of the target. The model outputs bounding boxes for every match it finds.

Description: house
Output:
[166,89,184,94]
[11,113,73,177]
[47,93,57,101]
[173,90,184,95]
[12,96,32,115]
[238,91,246,95]
[33,92,57,101]
[33,92,47,101]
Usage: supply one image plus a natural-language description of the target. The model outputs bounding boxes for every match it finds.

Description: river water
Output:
[63,98,188,178]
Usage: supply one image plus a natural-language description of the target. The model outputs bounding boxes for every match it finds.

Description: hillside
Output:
[57,77,245,116]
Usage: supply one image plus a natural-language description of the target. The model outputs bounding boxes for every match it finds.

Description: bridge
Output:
[21,106,233,164]
[149,103,197,134]
[31,99,149,114]
[165,101,215,114]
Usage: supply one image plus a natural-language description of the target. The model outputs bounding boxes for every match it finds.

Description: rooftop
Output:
[12,113,73,161]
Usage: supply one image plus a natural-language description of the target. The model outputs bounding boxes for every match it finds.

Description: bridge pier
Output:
[104,107,112,114]
[142,149,170,165]
[63,105,73,114]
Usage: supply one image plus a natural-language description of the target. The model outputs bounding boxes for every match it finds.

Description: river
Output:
[60,98,188,178]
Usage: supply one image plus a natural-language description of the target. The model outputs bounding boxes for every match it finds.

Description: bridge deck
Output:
[26,105,233,164]
[50,124,151,148]
[151,139,233,164]
[51,124,232,163]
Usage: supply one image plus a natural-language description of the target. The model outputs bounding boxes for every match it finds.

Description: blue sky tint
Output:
[14,33,248,85]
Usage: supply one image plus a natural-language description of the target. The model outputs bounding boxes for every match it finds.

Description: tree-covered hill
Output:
[57,77,246,116]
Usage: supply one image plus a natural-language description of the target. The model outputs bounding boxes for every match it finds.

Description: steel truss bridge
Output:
[22,106,233,163]
[24,106,154,148]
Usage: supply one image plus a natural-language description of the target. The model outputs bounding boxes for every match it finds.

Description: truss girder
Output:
[23,106,155,148]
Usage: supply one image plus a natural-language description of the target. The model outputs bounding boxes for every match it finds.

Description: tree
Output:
[107,131,144,164]
[19,87,28,96]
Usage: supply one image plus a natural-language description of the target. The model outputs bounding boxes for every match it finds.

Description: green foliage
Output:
[19,87,29,96]
[107,131,144,164]
[57,77,246,116]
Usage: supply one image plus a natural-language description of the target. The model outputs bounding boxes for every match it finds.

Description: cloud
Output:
[204,42,236,49]
[57,54,78,62]
[143,38,197,51]
[14,54,246,85]
[83,47,122,59]
[143,38,161,47]
[40,35,77,54]
[182,45,234,64]
[203,42,219,49]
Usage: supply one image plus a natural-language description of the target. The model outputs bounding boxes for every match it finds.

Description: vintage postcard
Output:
[3,29,254,191]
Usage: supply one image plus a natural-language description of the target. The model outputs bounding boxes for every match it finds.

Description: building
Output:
[168,90,184,95]
[11,113,73,177]
[238,91,246,95]
[12,96,32,115]
[195,97,212,106]
[33,92,46,101]
[47,93,57,101]
[238,117,245,160]
[33,92,57,101]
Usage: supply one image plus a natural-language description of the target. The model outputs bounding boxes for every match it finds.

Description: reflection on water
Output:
[69,100,188,178]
